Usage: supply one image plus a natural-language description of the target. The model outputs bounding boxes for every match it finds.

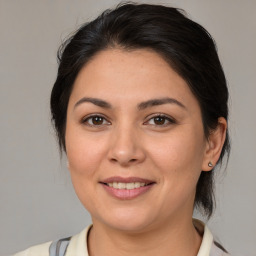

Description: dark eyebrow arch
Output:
[138,97,186,110]
[74,97,112,110]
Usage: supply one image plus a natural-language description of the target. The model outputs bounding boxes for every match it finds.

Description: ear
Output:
[202,117,227,171]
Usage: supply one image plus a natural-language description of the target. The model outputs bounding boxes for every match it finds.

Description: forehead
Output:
[69,48,198,108]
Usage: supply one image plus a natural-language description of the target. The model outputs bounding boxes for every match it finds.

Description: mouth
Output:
[99,176,156,200]
[103,182,152,190]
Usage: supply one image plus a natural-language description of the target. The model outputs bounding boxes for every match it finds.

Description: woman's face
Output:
[65,49,210,232]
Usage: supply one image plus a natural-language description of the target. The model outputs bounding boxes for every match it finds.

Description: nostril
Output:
[110,157,138,165]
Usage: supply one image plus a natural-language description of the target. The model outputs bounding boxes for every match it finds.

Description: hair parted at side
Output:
[50,2,230,218]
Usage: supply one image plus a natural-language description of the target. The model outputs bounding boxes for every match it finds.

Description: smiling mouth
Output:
[99,177,155,200]
[102,182,154,190]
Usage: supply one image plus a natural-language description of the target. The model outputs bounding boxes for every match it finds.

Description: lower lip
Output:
[101,183,154,200]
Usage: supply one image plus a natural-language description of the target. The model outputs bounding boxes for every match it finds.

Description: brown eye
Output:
[153,116,166,125]
[91,116,104,125]
[146,114,176,126]
[82,115,110,126]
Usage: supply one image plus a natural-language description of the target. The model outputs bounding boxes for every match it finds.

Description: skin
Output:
[65,48,227,256]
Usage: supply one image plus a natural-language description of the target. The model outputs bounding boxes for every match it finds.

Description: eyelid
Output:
[80,113,176,127]
[81,113,111,126]
[143,113,176,126]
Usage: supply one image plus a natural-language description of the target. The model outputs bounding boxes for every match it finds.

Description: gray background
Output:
[0,0,255,255]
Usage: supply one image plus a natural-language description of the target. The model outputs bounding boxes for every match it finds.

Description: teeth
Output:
[118,183,126,189]
[107,182,147,189]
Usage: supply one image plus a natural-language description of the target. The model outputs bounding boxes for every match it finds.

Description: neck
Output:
[88,217,202,256]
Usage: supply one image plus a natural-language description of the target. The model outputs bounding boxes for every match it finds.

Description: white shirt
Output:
[13,219,230,256]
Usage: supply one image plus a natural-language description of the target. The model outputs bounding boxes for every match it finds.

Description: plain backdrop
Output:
[0,0,255,255]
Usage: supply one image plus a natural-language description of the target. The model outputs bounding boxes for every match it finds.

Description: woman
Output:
[14,2,230,256]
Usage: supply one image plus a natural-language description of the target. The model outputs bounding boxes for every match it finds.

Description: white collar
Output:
[66,219,215,256]
[193,219,214,256]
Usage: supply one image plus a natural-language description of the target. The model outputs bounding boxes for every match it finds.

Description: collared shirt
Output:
[13,220,230,256]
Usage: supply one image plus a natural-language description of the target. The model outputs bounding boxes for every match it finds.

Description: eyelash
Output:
[144,114,176,126]
[81,114,176,127]
[81,114,111,127]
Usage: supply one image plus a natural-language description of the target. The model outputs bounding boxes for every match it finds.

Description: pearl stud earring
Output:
[208,161,213,167]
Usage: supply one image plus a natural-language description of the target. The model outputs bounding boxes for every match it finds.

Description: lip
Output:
[100,176,156,200]
[101,176,154,184]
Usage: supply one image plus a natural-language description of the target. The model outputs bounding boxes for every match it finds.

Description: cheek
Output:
[65,124,107,173]
[65,132,105,209]
[147,127,206,182]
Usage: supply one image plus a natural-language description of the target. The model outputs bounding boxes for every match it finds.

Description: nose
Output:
[107,124,146,166]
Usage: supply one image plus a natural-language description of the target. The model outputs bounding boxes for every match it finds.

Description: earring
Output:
[208,161,213,167]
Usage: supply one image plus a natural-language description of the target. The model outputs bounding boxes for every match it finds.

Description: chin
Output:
[97,208,157,233]
[108,220,154,233]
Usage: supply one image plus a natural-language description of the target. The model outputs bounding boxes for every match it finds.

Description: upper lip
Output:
[100,176,155,184]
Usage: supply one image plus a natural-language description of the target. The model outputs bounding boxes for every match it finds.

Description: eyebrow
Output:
[138,97,186,110]
[74,97,112,109]
[74,97,186,110]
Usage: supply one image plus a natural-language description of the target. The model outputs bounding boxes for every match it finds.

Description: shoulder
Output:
[13,241,52,256]
[12,225,91,256]
[193,219,231,256]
